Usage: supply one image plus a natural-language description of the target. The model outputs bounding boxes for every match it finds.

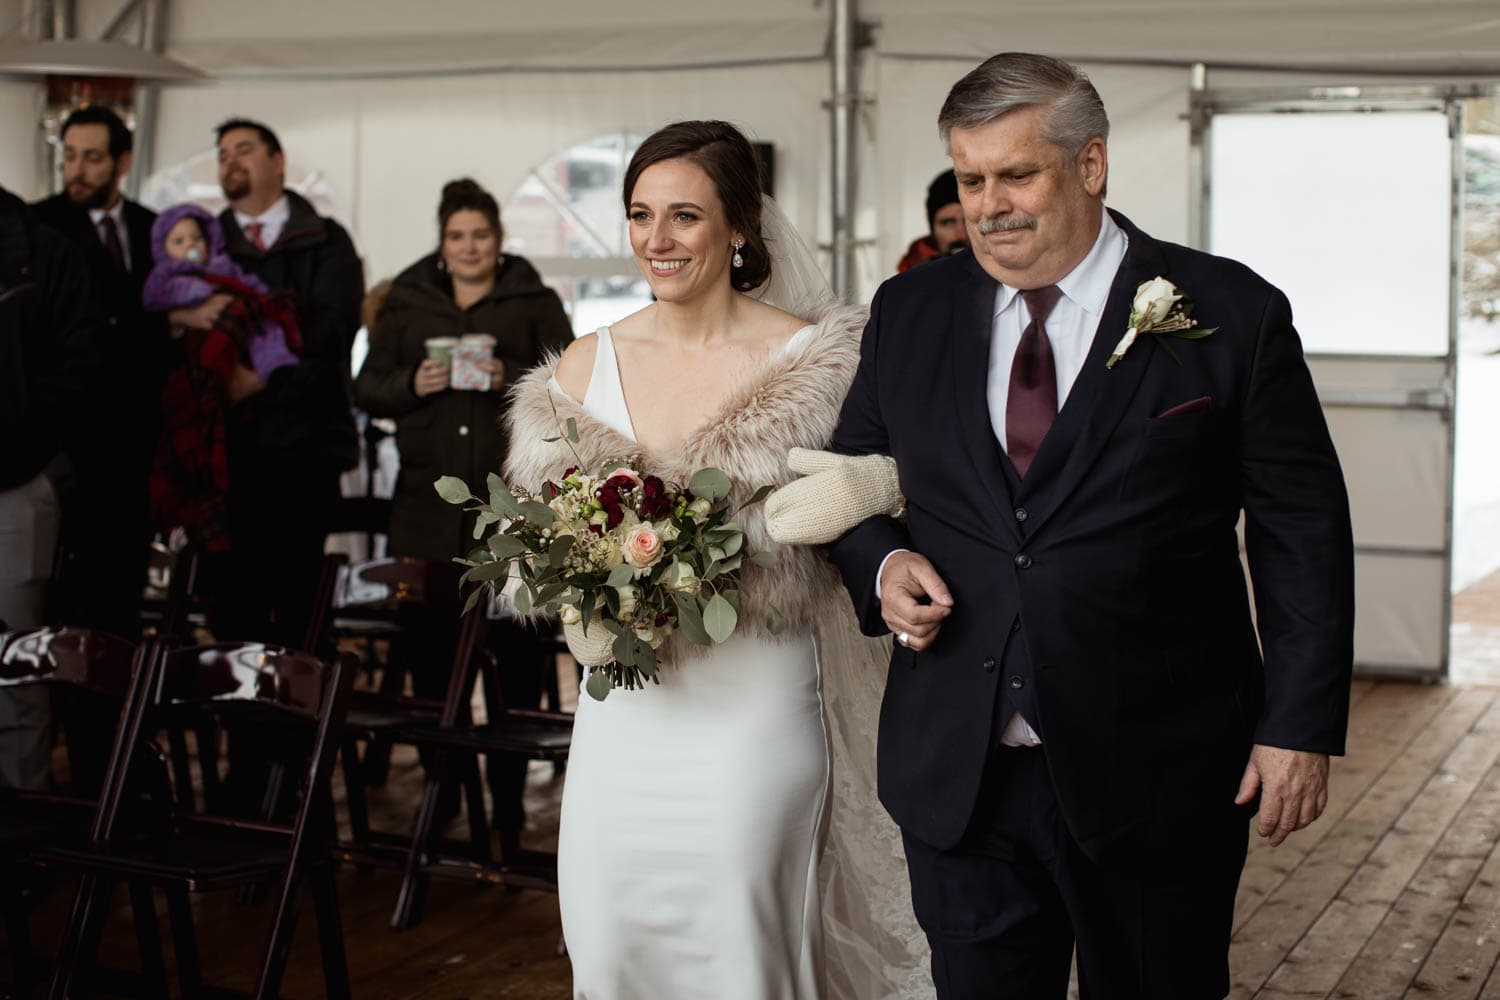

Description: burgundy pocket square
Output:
[1155,395,1213,420]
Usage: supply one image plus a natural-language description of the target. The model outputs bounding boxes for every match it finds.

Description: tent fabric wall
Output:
[151,62,831,287]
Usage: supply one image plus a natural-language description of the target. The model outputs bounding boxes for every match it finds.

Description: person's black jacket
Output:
[0,187,102,491]
[30,192,171,493]
[219,190,364,470]
[354,252,573,560]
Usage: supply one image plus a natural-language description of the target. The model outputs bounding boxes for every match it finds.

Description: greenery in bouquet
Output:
[434,419,781,701]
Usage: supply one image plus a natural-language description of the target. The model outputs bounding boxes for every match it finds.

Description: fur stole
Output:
[503,304,867,645]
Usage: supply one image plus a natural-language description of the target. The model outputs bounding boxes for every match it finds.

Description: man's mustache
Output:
[976,215,1038,235]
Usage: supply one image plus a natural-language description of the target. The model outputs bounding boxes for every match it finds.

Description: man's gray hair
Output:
[938,52,1109,157]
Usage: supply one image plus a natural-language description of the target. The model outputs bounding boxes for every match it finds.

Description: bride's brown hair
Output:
[622,120,771,293]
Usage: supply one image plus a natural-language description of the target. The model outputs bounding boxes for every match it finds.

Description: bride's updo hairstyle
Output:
[622,120,771,294]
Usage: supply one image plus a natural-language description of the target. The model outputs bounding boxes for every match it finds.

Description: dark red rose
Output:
[563,466,579,478]
[643,476,665,498]
[605,504,624,528]
[588,524,603,536]
[596,485,620,506]
[605,474,637,491]
[654,610,670,627]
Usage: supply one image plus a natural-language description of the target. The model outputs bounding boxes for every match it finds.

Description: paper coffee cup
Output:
[424,337,457,363]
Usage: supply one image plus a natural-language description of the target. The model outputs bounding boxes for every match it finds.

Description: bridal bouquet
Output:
[434,422,781,701]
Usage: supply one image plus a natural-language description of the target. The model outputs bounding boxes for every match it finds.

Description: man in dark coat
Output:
[0,184,102,788]
[828,53,1354,999]
[32,105,169,637]
[180,117,365,648]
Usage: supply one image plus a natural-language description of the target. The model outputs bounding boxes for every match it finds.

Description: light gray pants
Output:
[0,471,61,789]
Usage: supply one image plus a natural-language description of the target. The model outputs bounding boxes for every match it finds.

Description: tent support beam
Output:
[127,0,167,199]
[829,0,857,301]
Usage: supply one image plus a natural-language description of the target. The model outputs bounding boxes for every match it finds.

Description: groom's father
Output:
[829,53,1353,999]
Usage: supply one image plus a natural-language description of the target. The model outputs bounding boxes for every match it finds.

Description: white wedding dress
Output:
[554,324,831,1000]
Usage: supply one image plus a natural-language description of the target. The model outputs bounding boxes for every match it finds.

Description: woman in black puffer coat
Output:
[354,178,572,844]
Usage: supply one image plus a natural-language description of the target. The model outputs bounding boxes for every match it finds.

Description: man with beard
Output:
[896,170,968,272]
[183,118,363,650]
[32,106,169,639]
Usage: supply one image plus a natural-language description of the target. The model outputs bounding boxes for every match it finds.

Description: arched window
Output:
[503,132,651,336]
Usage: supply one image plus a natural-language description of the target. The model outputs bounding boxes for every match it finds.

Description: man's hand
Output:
[413,358,450,398]
[1235,745,1330,846]
[879,551,953,651]
[168,293,233,331]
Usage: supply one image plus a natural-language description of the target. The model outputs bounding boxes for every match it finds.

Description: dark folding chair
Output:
[38,639,357,1000]
[328,558,493,868]
[389,590,573,930]
[0,627,164,997]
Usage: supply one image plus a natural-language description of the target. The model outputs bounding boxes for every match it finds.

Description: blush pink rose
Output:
[606,467,643,487]
[622,524,664,568]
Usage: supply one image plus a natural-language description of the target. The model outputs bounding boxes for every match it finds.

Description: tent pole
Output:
[127,0,166,200]
[829,0,857,301]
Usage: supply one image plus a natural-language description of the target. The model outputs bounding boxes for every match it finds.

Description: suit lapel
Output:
[1014,212,1168,535]
[949,255,1024,544]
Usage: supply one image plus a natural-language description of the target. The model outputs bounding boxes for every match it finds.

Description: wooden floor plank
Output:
[1253,694,1500,996]
[1332,750,1500,999]
[1230,687,1497,996]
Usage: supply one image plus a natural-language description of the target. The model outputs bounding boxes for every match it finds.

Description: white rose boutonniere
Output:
[1106,276,1217,370]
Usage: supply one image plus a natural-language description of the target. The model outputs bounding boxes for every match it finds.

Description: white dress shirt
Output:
[234,194,290,250]
[880,208,1129,747]
[88,201,130,272]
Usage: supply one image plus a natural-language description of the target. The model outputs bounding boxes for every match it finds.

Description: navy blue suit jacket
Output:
[828,210,1355,862]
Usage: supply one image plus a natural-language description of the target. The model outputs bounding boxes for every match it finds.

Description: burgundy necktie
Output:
[245,221,267,251]
[1006,285,1062,478]
[98,215,126,271]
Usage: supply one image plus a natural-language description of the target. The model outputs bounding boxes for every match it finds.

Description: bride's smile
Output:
[627,157,740,304]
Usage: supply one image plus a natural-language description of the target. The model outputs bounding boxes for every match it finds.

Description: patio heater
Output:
[0,36,206,197]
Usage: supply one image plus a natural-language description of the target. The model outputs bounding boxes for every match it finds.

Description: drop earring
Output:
[732,238,745,269]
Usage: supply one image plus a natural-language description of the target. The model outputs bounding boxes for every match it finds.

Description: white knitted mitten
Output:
[563,617,617,668]
[764,448,904,545]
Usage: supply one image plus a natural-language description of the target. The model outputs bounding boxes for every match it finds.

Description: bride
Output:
[504,120,928,999]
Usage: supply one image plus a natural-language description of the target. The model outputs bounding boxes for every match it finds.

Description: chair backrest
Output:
[0,627,138,699]
[154,642,341,722]
[334,557,466,616]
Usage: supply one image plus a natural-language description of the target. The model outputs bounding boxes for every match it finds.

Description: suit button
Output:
[1014,553,1032,569]
[1010,675,1025,690]
[458,425,470,436]
[983,657,996,673]
[1014,507,1028,522]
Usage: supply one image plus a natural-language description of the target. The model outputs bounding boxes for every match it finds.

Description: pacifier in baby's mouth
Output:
[185,246,204,263]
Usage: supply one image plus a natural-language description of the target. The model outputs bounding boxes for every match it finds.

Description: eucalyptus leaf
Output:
[566,417,580,444]
[635,643,658,678]
[490,488,523,518]
[723,590,741,613]
[602,586,620,617]
[749,551,779,568]
[513,584,533,615]
[737,484,775,512]
[716,554,743,574]
[434,476,475,505]
[606,564,636,589]
[579,591,595,633]
[486,472,505,499]
[462,586,485,617]
[600,618,627,636]
[585,669,613,702]
[612,633,637,667]
[688,468,732,501]
[718,532,743,558]
[702,593,738,644]
[766,603,786,635]
[516,500,558,525]
[1170,327,1217,340]
[467,561,511,583]
[673,592,713,645]
[708,545,727,563]
[536,580,569,605]
[487,533,528,559]
[548,535,575,568]
[472,510,499,539]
